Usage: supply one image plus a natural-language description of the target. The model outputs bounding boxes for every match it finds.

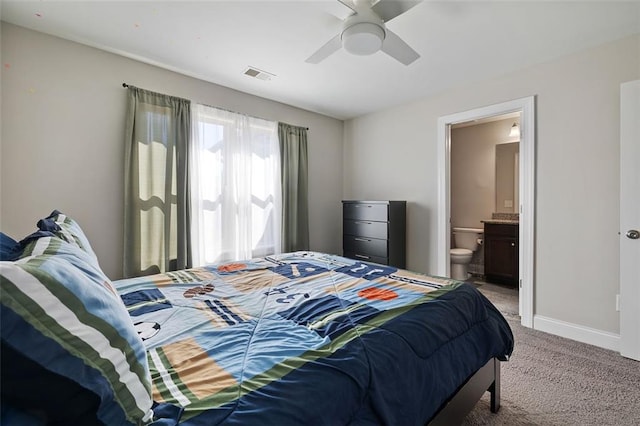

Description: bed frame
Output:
[428,357,501,425]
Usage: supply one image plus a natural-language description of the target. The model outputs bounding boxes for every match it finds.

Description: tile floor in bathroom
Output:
[465,275,520,318]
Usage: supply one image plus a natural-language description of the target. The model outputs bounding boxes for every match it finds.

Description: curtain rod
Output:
[280,121,309,131]
[122,82,308,130]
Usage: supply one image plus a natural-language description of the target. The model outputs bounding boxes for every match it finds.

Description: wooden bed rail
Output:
[428,357,501,425]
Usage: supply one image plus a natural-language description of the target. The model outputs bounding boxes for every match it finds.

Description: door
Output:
[620,80,640,361]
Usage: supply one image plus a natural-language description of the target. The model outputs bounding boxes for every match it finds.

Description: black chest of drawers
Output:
[342,200,406,268]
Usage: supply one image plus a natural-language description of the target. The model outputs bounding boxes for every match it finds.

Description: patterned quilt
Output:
[114,251,514,425]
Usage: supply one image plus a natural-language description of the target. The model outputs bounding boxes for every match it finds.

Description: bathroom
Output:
[450,113,520,286]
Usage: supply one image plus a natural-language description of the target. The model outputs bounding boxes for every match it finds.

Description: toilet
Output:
[450,227,484,280]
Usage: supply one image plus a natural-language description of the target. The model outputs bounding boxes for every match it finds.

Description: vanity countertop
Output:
[482,219,519,225]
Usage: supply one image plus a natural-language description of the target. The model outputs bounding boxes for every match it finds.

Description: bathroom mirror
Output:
[495,142,519,213]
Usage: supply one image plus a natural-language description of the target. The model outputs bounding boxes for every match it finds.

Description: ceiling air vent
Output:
[243,66,275,81]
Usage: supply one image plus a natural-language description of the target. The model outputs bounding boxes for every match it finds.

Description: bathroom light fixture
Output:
[509,122,520,138]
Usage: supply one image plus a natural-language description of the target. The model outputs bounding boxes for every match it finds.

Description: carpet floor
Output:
[462,281,640,425]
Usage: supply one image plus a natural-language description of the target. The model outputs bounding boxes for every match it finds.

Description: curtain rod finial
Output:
[122,83,129,88]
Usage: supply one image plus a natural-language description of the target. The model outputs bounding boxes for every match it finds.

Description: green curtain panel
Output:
[278,123,310,251]
[123,87,192,277]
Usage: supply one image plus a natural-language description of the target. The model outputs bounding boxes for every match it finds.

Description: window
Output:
[190,104,281,265]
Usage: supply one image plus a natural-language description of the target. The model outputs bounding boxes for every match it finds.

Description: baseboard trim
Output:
[533,315,620,352]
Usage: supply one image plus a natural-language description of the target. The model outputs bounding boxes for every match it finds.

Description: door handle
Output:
[626,229,640,240]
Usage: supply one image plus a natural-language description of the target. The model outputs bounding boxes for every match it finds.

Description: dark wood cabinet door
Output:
[484,223,519,286]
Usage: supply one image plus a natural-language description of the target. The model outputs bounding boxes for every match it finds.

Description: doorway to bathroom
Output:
[450,114,520,285]
[437,96,536,328]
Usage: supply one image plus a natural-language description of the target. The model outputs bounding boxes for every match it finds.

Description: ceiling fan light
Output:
[342,22,385,56]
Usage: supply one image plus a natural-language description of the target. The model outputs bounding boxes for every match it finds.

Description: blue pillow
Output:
[0,232,22,261]
[36,210,98,260]
[1,340,101,425]
[1,230,155,425]
[0,402,46,426]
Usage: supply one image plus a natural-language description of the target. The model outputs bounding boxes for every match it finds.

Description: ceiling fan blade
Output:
[305,34,342,64]
[380,28,419,65]
[372,0,422,22]
[321,0,356,21]
[337,0,358,13]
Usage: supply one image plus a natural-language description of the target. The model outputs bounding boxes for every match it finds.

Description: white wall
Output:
[344,34,640,336]
[450,118,518,230]
[3,21,638,343]
[0,23,344,279]
[451,122,496,231]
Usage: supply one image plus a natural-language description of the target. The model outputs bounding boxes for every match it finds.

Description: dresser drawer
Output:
[343,219,388,240]
[343,251,388,265]
[343,235,388,258]
[343,202,388,222]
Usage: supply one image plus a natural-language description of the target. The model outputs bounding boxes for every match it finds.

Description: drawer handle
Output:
[355,237,371,242]
[355,254,370,259]
[355,221,373,225]
[354,205,372,208]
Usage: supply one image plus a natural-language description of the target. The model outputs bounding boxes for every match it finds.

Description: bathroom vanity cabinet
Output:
[484,222,519,286]
[342,200,406,268]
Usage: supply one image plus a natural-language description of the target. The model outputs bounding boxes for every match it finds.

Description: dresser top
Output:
[342,200,406,204]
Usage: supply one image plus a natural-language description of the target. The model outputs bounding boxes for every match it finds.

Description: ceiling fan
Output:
[306,0,422,66]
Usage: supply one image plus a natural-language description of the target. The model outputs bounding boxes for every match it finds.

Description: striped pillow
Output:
[36,210,98,260]
[1,234,154,425]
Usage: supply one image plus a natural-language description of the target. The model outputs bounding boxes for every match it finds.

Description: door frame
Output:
[437,96,536,328]
[620,80,640,360]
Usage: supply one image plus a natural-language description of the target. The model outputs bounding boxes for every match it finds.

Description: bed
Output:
[0,212,513,425]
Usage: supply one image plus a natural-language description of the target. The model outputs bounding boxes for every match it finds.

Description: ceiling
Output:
[2,1,639,120]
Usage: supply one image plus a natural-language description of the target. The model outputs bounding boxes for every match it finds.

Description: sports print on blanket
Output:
[114,251,513,425]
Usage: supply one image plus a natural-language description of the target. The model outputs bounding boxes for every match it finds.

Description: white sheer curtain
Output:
[190,103,281,266]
